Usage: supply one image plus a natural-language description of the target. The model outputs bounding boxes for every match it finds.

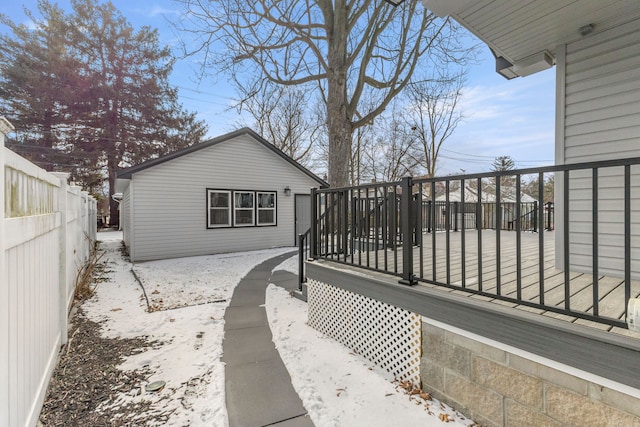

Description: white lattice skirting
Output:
[307,279,421,385]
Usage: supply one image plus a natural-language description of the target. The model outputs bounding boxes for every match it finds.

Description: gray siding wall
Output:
[122,186,132,253]
[129,134,321,261]
[557,17,640,278]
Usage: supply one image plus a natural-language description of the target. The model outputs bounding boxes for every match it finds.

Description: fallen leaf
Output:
[169,318,175,323]
[410,388,421,395]
[151,290,160,294]
[438,413,452,422]
[420,392,432,401]
[111,308,122,312]
[336,388,346,397]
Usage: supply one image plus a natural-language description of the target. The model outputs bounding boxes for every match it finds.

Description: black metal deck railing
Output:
[305,157,640,329]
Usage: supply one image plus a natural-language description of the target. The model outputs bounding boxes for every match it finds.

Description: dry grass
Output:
[73,238,106,302]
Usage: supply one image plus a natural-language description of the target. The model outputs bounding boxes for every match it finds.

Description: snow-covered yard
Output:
[81,230,474,426]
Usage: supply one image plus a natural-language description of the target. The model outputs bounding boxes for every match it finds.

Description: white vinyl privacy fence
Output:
[1,118,97,427]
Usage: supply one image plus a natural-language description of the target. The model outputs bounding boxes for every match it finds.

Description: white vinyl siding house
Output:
[424,0,640,280]
[121,186,133,249]
[556,16,640,278]
[116,128,326,262]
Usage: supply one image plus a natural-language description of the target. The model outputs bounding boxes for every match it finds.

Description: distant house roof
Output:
[116,127,328,187]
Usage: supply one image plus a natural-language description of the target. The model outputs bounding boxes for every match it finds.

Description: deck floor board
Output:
[342,229,639,338]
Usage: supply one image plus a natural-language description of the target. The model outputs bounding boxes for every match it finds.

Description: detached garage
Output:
[115,128,327,262]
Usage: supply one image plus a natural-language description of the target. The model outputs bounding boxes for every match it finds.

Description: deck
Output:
[344,229,640,338]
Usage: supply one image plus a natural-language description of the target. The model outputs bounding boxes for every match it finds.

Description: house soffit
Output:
[424,0,640,78]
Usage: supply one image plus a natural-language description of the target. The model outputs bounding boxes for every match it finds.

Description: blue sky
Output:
[2,1,556,175]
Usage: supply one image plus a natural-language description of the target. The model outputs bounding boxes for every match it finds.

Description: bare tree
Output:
[236,79,318,165]
[177,0,473,187]
[403,72,466,178]
[363,116,421,183]
[523,173,555,203]
[351,125,375,185]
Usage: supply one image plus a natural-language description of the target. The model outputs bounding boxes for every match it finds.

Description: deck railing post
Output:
[454,201,459,232]
[413,194,420,245]
[387,190,396,249]
[399,176,416,285]
[310,188,318,259]
[298,233,305,291]
[342,189,349,257]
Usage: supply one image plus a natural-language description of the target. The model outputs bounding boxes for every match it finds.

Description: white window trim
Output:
[207,189,231,228]
[207,189,277,229]
[257,191,277,226]
[234,191,255,227]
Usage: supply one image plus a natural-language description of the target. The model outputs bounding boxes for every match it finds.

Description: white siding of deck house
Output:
[119,132,323,262]
[556,16,640,278]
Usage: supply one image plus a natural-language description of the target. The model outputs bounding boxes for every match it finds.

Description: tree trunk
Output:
[327,95,352,188]
[326,0,352,189]
[105,108,120,228]
[107,159,119,228]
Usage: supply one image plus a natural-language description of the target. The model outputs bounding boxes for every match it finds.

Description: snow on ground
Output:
[84,230,473,426]
[133,247,294,310]
[265,284,475,427]
[272,252,299,275]
[85,232,229,425]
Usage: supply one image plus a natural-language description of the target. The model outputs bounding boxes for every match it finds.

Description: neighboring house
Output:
[425,0,640,278]
[433,182,537,204]
[115,128,327,262]
[432,182,538,230]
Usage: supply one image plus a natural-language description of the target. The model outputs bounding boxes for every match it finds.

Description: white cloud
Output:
[435,69,556,175]
[147,6,180,17]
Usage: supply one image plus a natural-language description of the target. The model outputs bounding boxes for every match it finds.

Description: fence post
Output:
[310,188,317,259]
[0,117,14,427]
[52,173,70,345]
[399,176,416,285]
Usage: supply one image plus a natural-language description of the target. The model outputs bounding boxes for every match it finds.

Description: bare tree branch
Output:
[402,72,466,177]
[177,0,475,186]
